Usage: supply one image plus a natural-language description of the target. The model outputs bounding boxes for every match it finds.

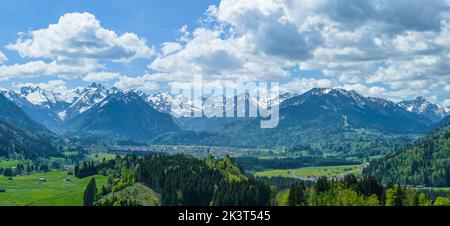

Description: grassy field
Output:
[63,151,79,157]
[254,164,364,178]
[0,160,23,168]
[0,170,106,206]
[85,153,117,162]
[417,187,450,191]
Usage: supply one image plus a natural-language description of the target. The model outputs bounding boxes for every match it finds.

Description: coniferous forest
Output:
[364,124,450,187]
[81,155,271,206]
[75,154,450,207]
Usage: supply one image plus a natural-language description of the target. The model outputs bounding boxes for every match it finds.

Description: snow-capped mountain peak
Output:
[309,88,363,100]
[398,96,448,123]
[63,83,112,118]
[284,88,368,108]
[18,86,66,107]
[3,83,446,135]
[143,91,295,117]
[145,91,197,117]
[0,86,71,131]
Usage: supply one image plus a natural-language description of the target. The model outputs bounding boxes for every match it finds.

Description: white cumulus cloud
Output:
[281,78,334,94]
[114,74,159,92]
[7,12,153,62]
[148,0,450,103]
[83,72,120,82]
[13,80,70,95]
[0,60,99,81]
[1,12,153,80]
[0,51,7,63]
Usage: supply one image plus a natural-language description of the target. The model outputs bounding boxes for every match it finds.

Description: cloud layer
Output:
[7,12,153,62]
[0,51,7,63]
[1,1,449,106]
[1,12,153,79]
[148,0,450,104]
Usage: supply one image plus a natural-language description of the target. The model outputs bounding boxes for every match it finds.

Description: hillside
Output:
[0,93,49,132]
[204,155,247,182]
[97,183,160,206]
[398,97,448,123]
[0,93,62,159]
[364,124,450,187]
[0,120,59,158]
[3,89,66,132]
[437,115,450,128]
[91,155,271,206]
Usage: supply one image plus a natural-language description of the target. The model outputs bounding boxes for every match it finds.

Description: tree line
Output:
[364,124,450,187]
[286,175,450,206]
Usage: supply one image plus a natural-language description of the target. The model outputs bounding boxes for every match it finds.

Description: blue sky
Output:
[0,0,218,45]
[0,0,449,107]
[0,0,218,88]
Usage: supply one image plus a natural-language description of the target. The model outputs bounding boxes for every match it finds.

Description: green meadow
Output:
[0,170,106,206]
[254,164,364,178]
[417,187,450,191]
[85,153,118,162]
[0,160,24,168]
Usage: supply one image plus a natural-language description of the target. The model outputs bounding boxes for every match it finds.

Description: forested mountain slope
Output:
[65,91,179,141]
[84,155,271,206]
[364,124,450,187]
[0,93,49,132]
[0,120,59,158]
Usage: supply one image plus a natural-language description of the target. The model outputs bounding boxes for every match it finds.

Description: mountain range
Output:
[0,92,50,133]
[153,88,438,154]
[64,90,179,141]
[279,88,434,133]
[1,83,449,150]
[0,92,60,158]
[398,97,448,123]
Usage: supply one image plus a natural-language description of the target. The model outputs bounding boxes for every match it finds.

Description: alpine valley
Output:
[1,83,450,207]
[3,0,450,210]
[1,84,448,152]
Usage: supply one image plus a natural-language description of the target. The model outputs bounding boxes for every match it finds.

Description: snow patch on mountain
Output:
[143,91,295,117]
[57,111,67,120]
[18,86,67,107]
[148,92,200,117]
[398,97,448,123]
[64,83,111,119]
